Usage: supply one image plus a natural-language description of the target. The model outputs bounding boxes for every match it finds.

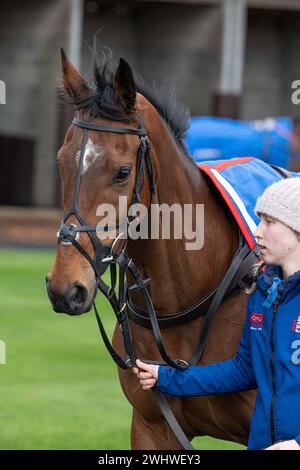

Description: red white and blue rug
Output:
[198,157,300,249]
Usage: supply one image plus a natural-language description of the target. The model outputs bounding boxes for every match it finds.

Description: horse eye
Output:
[114,167,131,182]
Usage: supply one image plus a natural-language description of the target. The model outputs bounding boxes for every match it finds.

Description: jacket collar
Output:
[257,264,300,298]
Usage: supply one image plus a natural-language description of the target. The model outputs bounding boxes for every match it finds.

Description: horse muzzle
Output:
[46,277,96,315]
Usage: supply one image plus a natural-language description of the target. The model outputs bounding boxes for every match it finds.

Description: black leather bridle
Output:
[57,114,261,450]
[57,115,156,276]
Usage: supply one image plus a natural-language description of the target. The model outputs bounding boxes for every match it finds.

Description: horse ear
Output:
[114,58,136,113]
[60,47,91,98]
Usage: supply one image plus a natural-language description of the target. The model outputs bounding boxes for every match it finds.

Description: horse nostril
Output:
[67,284,88,310]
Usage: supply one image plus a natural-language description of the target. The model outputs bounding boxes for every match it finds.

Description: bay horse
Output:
[46,49,256,449]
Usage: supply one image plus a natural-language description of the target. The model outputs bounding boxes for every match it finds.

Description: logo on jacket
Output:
[250,313,264,330]
[292,315,300,333]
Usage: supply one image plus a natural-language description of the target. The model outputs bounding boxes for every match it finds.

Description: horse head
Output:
[46,50,158,315]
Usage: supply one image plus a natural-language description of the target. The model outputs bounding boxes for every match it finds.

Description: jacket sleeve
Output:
[157,298,257,397]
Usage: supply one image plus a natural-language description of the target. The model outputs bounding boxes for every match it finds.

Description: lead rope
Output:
[94,247,190,371]
[92,251,194,450]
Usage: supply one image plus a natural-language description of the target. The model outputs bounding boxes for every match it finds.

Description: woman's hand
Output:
[132,359,159,390]
[265,439,300,450]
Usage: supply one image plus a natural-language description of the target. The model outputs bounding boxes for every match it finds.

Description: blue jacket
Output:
[157,265,300,449]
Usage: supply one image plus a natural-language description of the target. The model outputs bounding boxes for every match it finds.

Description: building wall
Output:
[242,9,300,120]
[0,0,69,207]
[1,1,300,207]
[82,1,222,117]
[83,2,300,121]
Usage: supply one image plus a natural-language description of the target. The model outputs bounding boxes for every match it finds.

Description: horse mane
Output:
[134,75,191,157]
[60,51,191,157]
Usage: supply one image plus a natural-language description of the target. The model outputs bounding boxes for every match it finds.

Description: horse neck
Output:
[127,113,239,313]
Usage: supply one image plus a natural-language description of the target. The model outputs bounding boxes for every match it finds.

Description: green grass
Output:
[0,249,245,450]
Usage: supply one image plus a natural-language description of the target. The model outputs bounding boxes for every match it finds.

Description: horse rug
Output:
[197,157,300,250]
[186,116,293,168]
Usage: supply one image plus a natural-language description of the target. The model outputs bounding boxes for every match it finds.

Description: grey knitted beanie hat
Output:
[255,177,300,233]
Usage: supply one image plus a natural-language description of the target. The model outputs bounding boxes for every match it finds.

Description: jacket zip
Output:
[270,302,279,444]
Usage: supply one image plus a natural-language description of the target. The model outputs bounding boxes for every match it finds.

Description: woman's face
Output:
[254,214,300,266]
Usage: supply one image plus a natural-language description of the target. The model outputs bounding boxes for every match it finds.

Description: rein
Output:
[57,113,260,450]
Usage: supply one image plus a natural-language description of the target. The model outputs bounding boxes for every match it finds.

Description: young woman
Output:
[133,177,300,450]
